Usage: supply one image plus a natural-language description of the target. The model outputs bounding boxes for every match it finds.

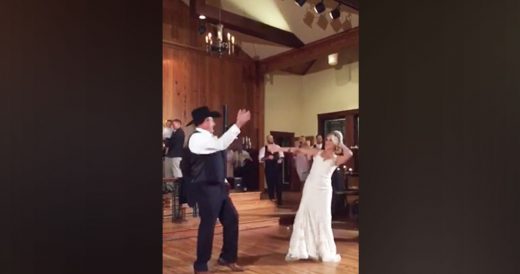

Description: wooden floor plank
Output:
[163,191,358,273]
[163,225,358,274]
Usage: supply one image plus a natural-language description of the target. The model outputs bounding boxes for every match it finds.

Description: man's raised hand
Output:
[236,109,251,128]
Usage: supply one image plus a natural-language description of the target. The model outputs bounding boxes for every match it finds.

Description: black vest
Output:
[186,132,226,184]
[264,145,281,169]
[264,145,281,159]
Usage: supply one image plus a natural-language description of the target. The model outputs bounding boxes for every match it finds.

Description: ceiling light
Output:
[329,5,341,19]
[294,0,306,7]
[199,14,206,20]
[314,1,326,14]
[204,24,236,56]
[202,8,237,56]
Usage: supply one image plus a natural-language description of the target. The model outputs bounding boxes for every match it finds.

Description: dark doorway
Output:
[270,131,295,147]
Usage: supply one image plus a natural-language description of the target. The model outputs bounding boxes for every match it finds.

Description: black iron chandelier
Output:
[204,23,235,56]
[202,8,236,56]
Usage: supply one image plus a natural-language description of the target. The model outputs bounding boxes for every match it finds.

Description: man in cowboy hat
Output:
[184,106,250,274]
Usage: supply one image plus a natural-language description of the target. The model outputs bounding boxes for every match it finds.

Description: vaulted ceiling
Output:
[181,0,359,60]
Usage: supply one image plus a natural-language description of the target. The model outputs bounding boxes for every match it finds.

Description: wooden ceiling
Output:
[259,27,359,74]
[172,0,359,75]
[190,0,304,48]
[336,0,359,11]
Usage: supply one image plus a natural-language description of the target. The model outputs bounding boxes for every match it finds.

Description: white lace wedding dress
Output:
[285,151,341,263]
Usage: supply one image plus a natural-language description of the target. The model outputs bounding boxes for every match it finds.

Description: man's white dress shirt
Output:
[163,127,173,140]
[188,124,241,155]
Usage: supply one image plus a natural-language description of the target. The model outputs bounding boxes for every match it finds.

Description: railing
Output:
[163,178,198,222]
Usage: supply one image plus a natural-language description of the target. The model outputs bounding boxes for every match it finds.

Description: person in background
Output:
[163,120,174,195]
[298,136,306,145]
[163,120,174,157]
[295,140,301,148]
[225,139,242,189]
[258,135,284,205]
[226,141,237,185]
[163,120,174,140]
[294,140,311,185]
[164,119,185,179]
[232,143,252,171]
[313,135,324,150]
[232,142,253,191]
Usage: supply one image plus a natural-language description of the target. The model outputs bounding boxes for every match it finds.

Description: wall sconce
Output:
[328,53,339,66]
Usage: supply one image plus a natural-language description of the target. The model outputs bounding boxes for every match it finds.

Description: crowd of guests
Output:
[258,135,284,205]
[257,134,348,211]
[162,119,348,215]
[226,140,254,191]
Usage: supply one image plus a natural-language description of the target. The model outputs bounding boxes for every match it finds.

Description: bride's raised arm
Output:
[335,143,354,166]
[267,144,320,158]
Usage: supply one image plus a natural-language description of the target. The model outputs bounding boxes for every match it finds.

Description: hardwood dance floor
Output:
[163,192,359,274]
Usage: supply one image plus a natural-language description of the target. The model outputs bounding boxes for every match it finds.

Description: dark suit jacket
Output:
[165,128,185,158]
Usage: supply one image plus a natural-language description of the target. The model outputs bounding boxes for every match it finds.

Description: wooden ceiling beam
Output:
[282,60,316,75]
[259,27,358,73]
[190,0,304,48]
[335,0,359,11]
[302,59,317,74]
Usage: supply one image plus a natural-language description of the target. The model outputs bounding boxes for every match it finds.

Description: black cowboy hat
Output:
[186,106,221,126]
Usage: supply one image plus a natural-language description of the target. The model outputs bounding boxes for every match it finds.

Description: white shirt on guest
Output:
[163,127,173,140]
[258,145,284,163]
[188,124,241,155]
[232,150,253,168]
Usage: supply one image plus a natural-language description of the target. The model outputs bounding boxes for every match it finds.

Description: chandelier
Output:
[204,24,235,55]
[202,7,236,56]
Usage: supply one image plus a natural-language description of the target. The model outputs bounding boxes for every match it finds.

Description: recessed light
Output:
[314,1,325,14]
[329,5,341,19]
[294,0,306,7]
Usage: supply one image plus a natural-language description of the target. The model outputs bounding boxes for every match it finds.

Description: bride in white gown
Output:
[269,131,353,263]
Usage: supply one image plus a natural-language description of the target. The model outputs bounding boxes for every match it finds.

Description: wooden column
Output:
[254,61,266,192]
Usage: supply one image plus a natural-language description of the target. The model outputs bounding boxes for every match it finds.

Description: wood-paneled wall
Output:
[163,45,263,145]
[162,0,265,149]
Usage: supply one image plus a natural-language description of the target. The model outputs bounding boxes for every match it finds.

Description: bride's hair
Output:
[332,130,343,144]
[327,131,344,154]
[327,133,339,145]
